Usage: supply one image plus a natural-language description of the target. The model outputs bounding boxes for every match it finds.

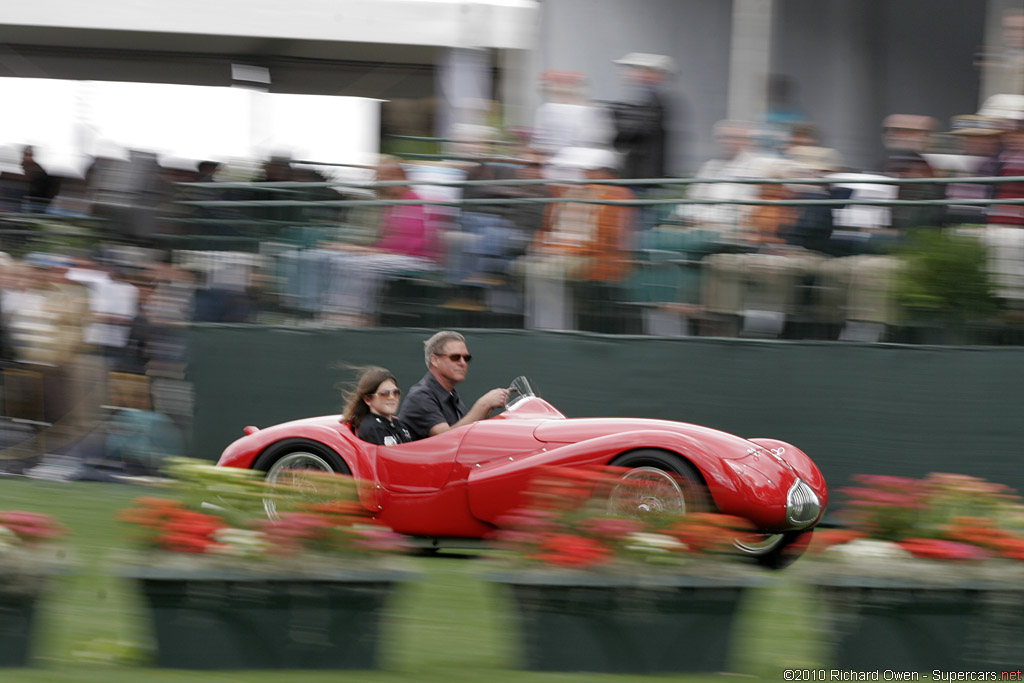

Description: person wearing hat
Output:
[982,113,1024,305]
[990,114,1024,227]
[609,53,674,183]
[945,114,1007,227]
[878,114,946,233]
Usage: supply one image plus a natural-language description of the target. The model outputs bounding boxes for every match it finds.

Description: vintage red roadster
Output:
[216,377,828,567]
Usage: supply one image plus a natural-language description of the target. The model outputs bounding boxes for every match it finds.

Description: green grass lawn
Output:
[0,478,827,681]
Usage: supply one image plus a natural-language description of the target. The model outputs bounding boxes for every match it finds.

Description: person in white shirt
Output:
[675,120,776,234]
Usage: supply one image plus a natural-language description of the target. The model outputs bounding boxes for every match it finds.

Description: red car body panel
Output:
[216,395,827,538]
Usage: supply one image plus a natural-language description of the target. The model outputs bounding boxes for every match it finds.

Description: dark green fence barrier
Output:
[190,326,1024,499]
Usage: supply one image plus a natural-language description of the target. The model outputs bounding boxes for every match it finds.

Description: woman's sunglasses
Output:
[369,389,401,399]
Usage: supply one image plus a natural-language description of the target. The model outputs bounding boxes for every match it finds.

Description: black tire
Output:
[735,529,813,570]
[608,449,711,517]
[252,439,351,519]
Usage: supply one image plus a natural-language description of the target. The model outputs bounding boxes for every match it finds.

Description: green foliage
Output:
[896,229,997,321]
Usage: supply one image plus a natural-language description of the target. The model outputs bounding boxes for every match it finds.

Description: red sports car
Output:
[216,377,828,567]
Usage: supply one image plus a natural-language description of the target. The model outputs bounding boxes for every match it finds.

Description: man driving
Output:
[399,330,509,440]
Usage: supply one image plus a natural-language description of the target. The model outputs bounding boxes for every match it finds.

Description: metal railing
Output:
[2,173,1024,344]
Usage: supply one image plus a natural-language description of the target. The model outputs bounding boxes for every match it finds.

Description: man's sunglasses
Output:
[369,389,401,399]
[436,353,472,363]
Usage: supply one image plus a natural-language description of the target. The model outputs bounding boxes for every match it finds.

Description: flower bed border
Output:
[487,569,763,674]
[120,564,415,670]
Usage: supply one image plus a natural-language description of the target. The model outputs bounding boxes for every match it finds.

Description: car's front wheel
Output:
[734,529,813,569]
[607,449,709,517]
[252,439,351,519]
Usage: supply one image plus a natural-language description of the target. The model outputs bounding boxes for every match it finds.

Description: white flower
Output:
[624,532,687,553]
[209,528,270,557]
[0,525,19,552]
[827,538,911,561]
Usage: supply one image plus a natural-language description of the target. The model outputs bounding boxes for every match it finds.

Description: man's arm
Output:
[427,388,509,437]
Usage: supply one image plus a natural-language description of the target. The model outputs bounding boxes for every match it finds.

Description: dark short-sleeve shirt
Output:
[398,372,466,441]
[357,414,412,446]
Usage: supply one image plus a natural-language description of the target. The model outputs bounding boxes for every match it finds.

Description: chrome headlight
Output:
[786,478,821,528]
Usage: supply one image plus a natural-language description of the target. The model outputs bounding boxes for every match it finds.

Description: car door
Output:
[372,425,468,493]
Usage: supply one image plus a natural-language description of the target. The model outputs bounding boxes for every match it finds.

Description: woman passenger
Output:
[342,367,412,446]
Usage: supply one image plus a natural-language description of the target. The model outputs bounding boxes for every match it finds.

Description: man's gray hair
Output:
[424,330,466,368]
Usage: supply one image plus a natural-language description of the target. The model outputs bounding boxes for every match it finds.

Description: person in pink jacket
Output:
[320,157,441,326]
[374,157,439,261]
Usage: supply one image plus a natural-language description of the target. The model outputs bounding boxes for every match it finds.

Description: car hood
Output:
[532,417,761,458]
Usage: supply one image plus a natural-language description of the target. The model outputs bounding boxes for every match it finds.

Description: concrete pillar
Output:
[727,0,775,122]
[437,47,493,140]
[980,0,1024,104]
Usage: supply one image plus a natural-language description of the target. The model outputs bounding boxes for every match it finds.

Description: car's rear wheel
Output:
[608,449,709,517]
[253,439,351,519]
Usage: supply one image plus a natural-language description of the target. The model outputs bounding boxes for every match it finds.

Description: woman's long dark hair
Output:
[341,366,398,430]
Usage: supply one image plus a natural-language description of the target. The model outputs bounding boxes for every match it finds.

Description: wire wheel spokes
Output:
[608,466,688,518]
[263,451,334,519]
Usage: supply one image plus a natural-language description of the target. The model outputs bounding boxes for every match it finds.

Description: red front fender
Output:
[465,429,766,526]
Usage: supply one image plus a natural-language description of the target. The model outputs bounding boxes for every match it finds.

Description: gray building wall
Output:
[774,0,985,170]
[541,0,987,173]
[539,0,734,174]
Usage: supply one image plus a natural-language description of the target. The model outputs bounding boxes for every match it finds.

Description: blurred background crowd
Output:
[0,1,1023,477]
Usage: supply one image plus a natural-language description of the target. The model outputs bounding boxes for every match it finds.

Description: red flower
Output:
[532,533,611,568]
[581,516,644,540]
[995,537,1024,561]
[160,532,218,554]
[897,538,992,561]
[0,511,68,544]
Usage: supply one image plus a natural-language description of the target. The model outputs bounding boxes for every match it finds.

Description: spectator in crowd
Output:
[142,258,195,378]
[778,146,844,254]
[321,156,440,326]
[881,114,937,161]
[531,70,615,160]
[373,156,440,260]
[460,125,521,225]
[7,254,88,370]
[398,330,508,440]
[342,366,412,446]
[507,147,552,239]
[978,104,1024,305]
[249,153,338,233]
[944,114,1007,227]
[0,253,16,361]
[4,254,104,444]
[765,75,808,137]
[609,53,673,182]
[745,161,798,247]
[986,101,1024,228]
[196,160,221,183]
[784,122,823,158]
[879,114,944,233]
[675,119,775,234]
[20,146,58,213]
[520,148,635,330]
[65,258,140,373]
[87,148,165,246]
[0,146,27,214]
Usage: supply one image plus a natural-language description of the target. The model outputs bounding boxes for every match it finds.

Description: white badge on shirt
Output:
[383,435,397,446]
